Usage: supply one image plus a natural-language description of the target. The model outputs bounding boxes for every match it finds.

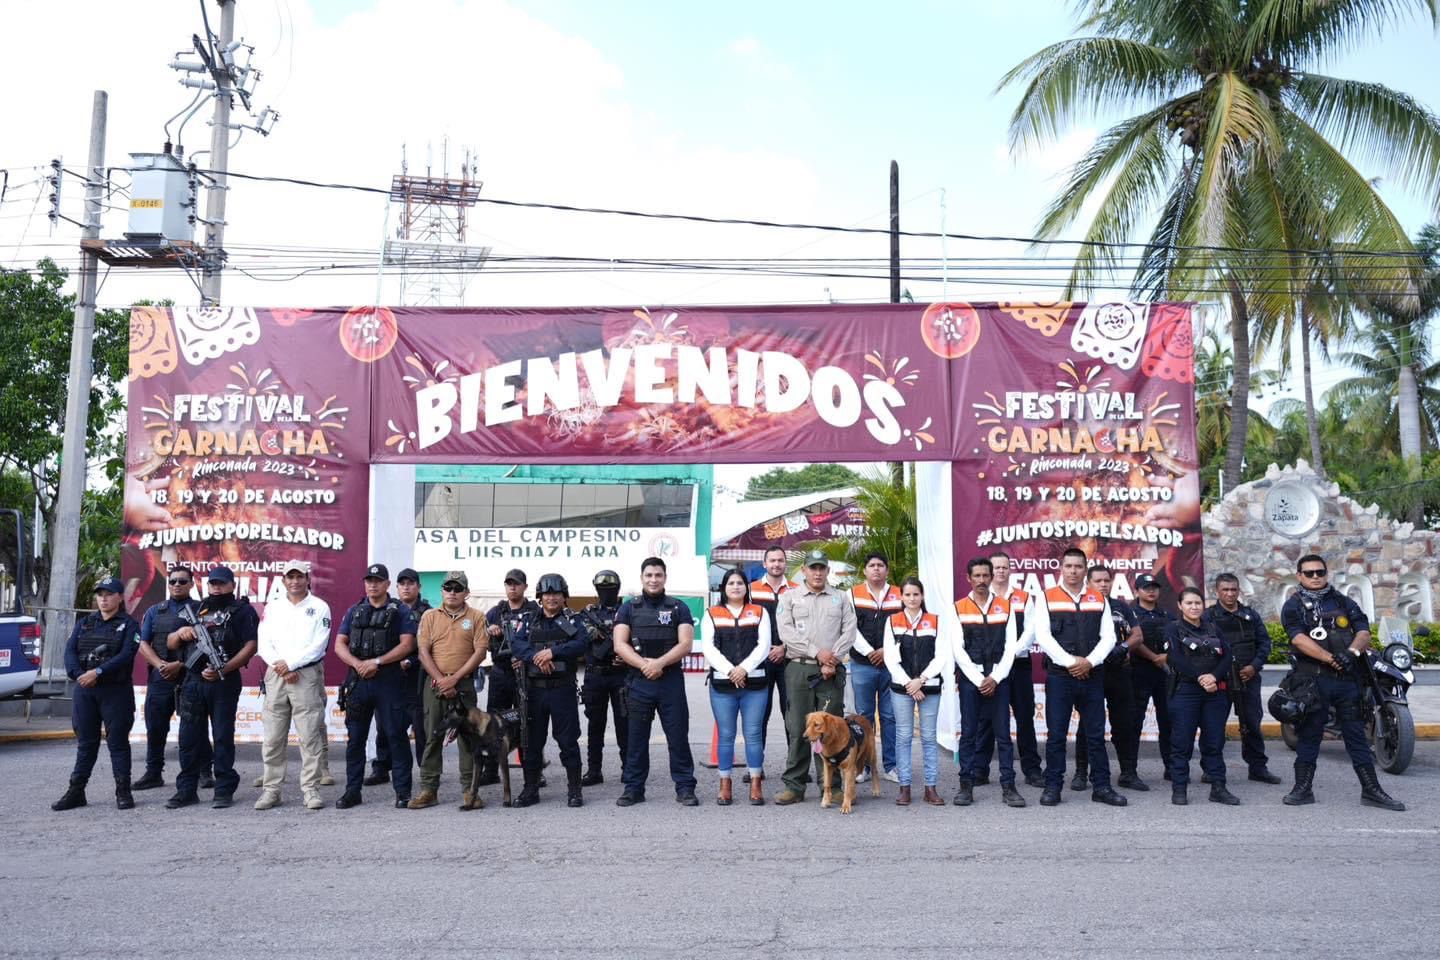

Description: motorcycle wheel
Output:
[1372,703,1415,774]
[1280,722,1299,752]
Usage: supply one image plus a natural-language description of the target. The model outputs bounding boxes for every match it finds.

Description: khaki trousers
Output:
[261,662,327,795]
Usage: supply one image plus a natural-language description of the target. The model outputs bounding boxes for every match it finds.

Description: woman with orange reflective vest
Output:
[701,568,772,805]
[882,577,947,806]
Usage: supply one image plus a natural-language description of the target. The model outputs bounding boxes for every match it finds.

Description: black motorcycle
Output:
[1280,636,1417,773]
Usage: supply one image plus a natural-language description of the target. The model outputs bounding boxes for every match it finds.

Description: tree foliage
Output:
[0,259,130,605]
[742,463,862,501]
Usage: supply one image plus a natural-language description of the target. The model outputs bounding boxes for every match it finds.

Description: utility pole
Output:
[200,0,236,306]
[889,160,904,490]
[41,91,107,682]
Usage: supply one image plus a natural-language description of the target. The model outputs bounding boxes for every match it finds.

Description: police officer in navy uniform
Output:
[1166,587,1239,805]
[1128,574,1176,781]
[478,568,540,786]
[133,566,200,792]
[1203,572,1281,785]
[613,556,699,807]
[1280,554,1404,811]
[1074,566,1146,792]
[580,569,628,786]
[511,573,588,807]
[165,566,259,809]
[334,563,419,809]
[52,578,141,811]
[368,568,431,788]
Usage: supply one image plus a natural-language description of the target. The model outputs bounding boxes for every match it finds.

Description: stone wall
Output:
[1201,461,1439,622]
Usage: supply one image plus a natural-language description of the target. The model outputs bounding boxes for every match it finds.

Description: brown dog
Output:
[439,705,518,809]
[803,711,880,814]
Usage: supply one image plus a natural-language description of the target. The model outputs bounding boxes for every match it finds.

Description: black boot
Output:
[1069,766,1088,791]
[1283,761,1316,806]
[953,779,974,806]
[514,770,541,808]
[1208,782,1240,805]
[1171,785,1187,805]
[132,769,164,791]
[52,778,87,811]
[1355,764,1405,812]
[580,767,604,787]
[115,776,135,810]
[567,767,584,808]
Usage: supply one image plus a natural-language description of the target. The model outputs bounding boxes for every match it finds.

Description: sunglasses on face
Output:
[442,585,465,593]
[1300,568,1327,577]
[168,578,192,586]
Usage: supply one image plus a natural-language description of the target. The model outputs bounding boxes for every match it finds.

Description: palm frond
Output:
[1244,0,1440,65]
[1189,73,1281,248]
[996,36,1190,151]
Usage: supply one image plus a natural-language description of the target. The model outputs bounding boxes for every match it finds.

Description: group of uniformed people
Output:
[52,547,1404,814]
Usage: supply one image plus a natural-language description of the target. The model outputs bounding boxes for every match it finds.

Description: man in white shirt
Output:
[254,559,332,810]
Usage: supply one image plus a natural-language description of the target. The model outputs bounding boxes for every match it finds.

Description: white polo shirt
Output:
[257,592,332,668]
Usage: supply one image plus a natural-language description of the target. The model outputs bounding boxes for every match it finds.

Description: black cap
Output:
[396,567,419,583]
[503,568,527,585]
[364,563,390,580]
[94,577,123,594]
[1135,574,1159,589]
[207,565,235,584]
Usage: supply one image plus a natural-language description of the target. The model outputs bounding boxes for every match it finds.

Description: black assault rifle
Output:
[505,613,532,759]
[178,605,229,676]
[1228,662,1252,739]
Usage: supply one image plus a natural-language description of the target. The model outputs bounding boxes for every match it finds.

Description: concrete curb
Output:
[1226,721,1440,739]
[0,730,74,744]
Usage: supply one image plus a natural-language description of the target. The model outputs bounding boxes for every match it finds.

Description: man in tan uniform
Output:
[408,571,489,809]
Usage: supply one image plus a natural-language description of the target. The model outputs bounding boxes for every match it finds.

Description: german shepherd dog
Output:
[438,704,522,809]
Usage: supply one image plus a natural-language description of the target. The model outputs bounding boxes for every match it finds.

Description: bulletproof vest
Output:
[1134,605,1174,655]
[197,597,251,658]
[954,596,1008,671]
[1104,600,1132,661]
[411,597,432,617]
[348,600,400,659]
[526,612,579,678]
[583,602,619,666]
[1045,586,1106,660]
[148,599,194,663]
[1175,622,1225,676]
[1294,592,1357,664]
[707,604,763,669]
[627,593,685,659]
[77,614,127,668]
[891,612,941,688]
[749,579,793,645]
[1208,604,1258,665]
[491,600,539,668]
[851,584,903,650]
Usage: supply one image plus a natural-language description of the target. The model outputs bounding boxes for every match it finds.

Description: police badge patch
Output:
[462,619,473,630]
[658,610,673,625]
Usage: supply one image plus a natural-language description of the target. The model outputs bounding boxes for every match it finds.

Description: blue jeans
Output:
[1044,668,1110,791]
[709,683,768,775]
[890,690,939,787]
[1295,671,1373,767]
[851,656,896,772]
[959,677,1014,785]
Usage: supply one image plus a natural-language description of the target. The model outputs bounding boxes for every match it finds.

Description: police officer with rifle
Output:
[510,574,588,807]
[1280,554,1404,811]
[133,566,201,792]
[1203,572,1281,785]
[334,563,419,810]
[580,569,628,786]
[52,578,141,812]
[164,566,258,809]
[480,569,540,786]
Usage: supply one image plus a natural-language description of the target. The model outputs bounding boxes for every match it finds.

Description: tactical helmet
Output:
[1267,686,1310,724]
[537,573,569,598]
[592,570,621,589]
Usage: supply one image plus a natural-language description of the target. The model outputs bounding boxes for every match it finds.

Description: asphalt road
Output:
[3,728,1437,960]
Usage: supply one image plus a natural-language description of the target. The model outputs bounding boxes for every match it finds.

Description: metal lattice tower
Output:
[384,141,490,306]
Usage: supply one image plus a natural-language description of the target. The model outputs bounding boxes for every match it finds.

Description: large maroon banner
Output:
[123,307,373,682]
[124,302,1200,675]
[945,301,1202,599]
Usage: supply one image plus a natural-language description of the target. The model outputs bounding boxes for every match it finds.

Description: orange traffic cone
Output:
[700,722,719,768]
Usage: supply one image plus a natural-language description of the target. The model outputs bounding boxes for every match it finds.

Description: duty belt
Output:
[789,657,821,665]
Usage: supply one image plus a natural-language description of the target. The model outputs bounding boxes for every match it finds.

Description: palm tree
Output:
[796,468,917,583]
[998,0,1440,492]
[1193,328,1279,501]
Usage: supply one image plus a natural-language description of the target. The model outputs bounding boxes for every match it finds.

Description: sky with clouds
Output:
[3,0,1438,497]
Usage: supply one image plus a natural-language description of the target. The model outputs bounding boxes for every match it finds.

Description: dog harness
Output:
[822,720,869,767]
